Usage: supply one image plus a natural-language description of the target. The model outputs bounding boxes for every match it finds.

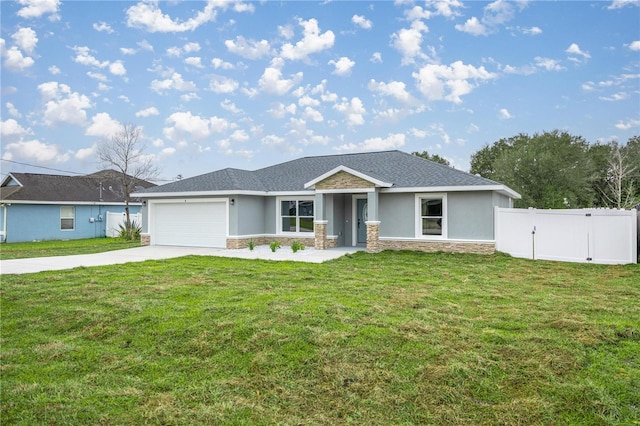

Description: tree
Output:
[470,130,595,208]
[412,150,451,166]
[598,138,640,209]
[97,123,159,239]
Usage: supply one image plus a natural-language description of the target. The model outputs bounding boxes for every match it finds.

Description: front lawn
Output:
[0,237,140,260]
[1,252,638,425]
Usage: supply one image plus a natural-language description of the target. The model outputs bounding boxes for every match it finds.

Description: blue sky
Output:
[1,0,638,183]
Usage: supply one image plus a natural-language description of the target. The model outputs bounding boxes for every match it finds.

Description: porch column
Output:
[365,190,380,252]
[314,193,328,250]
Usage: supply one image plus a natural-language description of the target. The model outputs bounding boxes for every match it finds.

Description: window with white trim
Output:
[60,206,75,230]
[280,199,314,233]
[416,194,446,238]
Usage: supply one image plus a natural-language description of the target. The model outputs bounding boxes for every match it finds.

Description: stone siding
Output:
[378,239,495,254]
[314,222,328,250]
[227,236,315,250]
[315,171,375,190]
[366,222,380,253]
[141,233,150,246]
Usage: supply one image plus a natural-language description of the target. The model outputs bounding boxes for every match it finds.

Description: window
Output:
[60,206,75,230]
[416,194,446,238]
[280,199,314,233]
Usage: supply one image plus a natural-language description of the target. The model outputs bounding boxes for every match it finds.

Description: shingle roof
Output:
[139,150,510,194]
[0,170,156,203]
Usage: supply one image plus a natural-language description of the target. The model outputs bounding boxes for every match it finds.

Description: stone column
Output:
[141,233,151,246]
[365,220,381,253]
[314,220,328,250]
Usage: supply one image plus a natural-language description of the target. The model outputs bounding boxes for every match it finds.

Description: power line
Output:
[1,159,85,175]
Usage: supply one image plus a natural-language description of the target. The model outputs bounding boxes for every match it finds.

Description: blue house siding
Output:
[2,204,141,243]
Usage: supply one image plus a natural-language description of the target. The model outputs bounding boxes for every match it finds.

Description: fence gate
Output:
[105,212,142,238]
[495,207,637,265]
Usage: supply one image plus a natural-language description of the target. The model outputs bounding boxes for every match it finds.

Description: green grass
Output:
[0,238,141,260]
[1,251,639,425]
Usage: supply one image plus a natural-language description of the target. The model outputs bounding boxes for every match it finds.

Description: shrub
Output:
[248,240,255,251]
[291,241,305,253]
[118,220,141,240]
[269,241,281,252]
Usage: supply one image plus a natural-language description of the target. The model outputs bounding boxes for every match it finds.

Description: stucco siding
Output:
[263,197,276,234]
[235,195,266,235]
[448,192,494,240]
[3,204,136,242]
[379,193,415,238]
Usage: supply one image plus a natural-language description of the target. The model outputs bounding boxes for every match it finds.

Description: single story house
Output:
[133,150,520,254]
[0,170,155,242]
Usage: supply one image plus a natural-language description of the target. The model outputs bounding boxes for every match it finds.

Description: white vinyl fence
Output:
[105,212,142,238]
[495,207,637,265]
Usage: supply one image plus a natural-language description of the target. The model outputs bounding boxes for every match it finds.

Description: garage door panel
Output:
[153,202,227,248]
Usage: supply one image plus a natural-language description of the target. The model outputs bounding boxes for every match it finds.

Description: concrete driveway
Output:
[0,245,362,275]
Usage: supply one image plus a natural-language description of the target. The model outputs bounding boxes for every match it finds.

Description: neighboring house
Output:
[133,150,520,254]
[0,170,156,243]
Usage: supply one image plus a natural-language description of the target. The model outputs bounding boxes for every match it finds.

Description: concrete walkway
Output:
[0,245,363,275]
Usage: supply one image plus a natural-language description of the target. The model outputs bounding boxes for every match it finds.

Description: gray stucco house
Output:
[132,150,520,253]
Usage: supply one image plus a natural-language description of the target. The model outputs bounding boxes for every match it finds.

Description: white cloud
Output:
[121,47,136,55]
[258,59,303,95]
[212,57,234,69]
[230,129,250,142]
[48,65,60,74]
[628,40,640,51]
[220,99,242,114]
[136,107,160,117]
[427,0,464,18]
[109,61,126,76]
[85,112,121,138]
[164,111,226,142]
[2,139,69,163]
[93,22,114,33]
[302,106,323,122]
[261,134,302,155]
[150,72,197,94]
[225,36,272,60]
[269,102,297,119]
[368,79,416,104]
[370,52,382,63]
[534,56,565,71]
[455,0,522,36]
[209,75,239,94]
[566,43,590,61]
[72,46,109,68]
[391,20,430,65]
[413,61,497,104]
[522,26,542,35]
[184,56,203,68]
[278,24,294,40]
[409,127,428,138]
[614,118,640,130]
[607,0,639,9]
[335,133,405,152]
[499,108,512,119]
[5,102,21,118]
[599,92,629,101]
[75,144,96,161]
[1,119,31,139]
[1,43,35,71]
[125,1,242,33]
[280,18,335,61]
[352,14,372,29]
[87,71,108,82]
[333,97,366,126]
[12,27,38,54]
[37,81,92,126]
[138,39,154,51]
[16,0,60,19]
[329,57,355,76]
[455,17,488,36]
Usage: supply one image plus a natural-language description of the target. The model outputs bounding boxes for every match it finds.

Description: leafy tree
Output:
[412,150,451,166]
[470,130,595,208]
[97,123,159,239]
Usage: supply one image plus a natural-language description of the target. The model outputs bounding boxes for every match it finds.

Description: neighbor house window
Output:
[280,199,314,233]
[60,206,75,230]
[416,194,446,238]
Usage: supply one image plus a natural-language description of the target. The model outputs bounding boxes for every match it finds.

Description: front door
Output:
[357,198,368,244]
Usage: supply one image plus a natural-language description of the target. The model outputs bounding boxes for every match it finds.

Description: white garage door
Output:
[152,201,227,248]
